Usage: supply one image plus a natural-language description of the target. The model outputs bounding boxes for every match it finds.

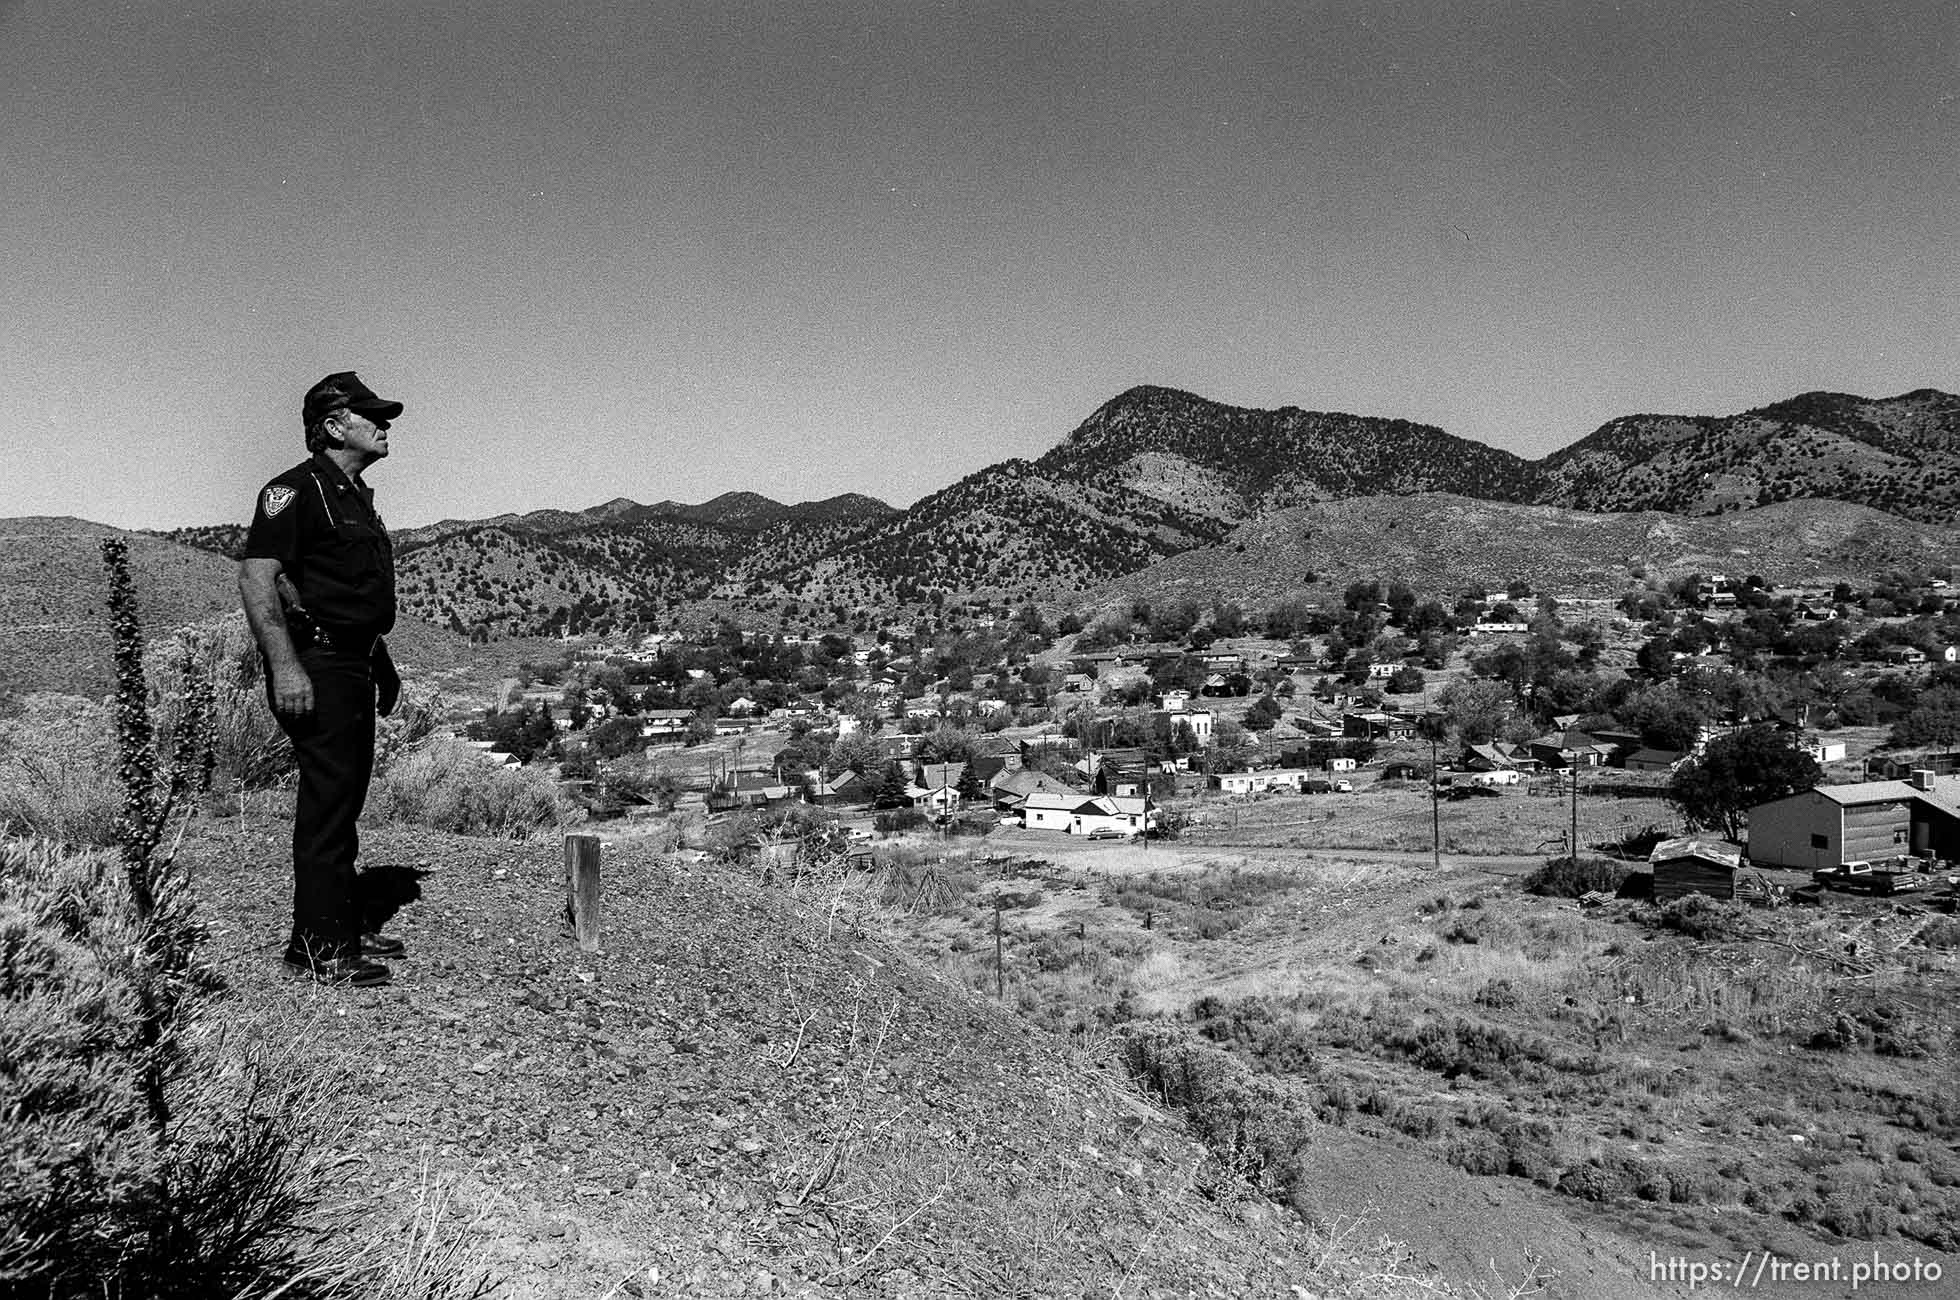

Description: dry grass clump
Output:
[0,694,123,844]
[366,731,571,838]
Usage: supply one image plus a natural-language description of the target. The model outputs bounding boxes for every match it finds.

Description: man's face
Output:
[332,409,391,461]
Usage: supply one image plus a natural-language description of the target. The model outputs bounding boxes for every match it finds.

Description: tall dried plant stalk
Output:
[99,536,218,1132]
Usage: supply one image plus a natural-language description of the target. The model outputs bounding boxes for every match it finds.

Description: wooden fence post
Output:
[993,897,1004,999]
[565,833,601,952]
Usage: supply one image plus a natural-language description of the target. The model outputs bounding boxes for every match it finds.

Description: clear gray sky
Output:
[2,0,1953,529]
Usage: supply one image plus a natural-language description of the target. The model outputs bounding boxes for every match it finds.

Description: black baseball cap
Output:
[303,371,404,426]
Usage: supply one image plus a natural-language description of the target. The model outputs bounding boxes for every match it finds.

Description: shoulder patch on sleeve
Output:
[261,485,298,518]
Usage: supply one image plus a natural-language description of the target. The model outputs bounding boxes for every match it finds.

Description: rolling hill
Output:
[0,519,508,697]
[1531,389,1960,521]
[0,518,245,696]
[1096,493,1960,609]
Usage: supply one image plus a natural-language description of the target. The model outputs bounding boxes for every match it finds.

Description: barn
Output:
[1649,836,1747,902]
[1746,773,1960,870]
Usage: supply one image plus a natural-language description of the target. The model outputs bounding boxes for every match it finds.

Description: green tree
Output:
[826,729,886,775]
[1891,686,1960,750]
[1385,665,1425,694]
[1668,725,1821,840]
[586,715,647,760]
[871,760,913,809]
[916,723,980,766]
[1242,694,1283,731]
[1206,717,1255,772]
[1622,683,1710,752]
[1436,679,1511,745]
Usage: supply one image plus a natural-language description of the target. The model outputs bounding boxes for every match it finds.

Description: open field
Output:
[1173,774,1685,860]
[843,825,1960,1298]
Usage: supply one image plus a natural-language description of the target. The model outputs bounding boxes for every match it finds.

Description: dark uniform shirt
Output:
[243,452,396,636]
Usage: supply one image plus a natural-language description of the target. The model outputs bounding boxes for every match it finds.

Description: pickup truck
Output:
[1811,859,1928,895]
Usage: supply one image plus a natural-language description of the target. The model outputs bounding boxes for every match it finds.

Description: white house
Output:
[640,708,694,739]
[1804,738,1849,765]
[1081,795,1158,837]
[1016,791,1158,836]
[1325,756,1358,773]
[1165,708,1215,745]
[1212,768,1318,795]
[1020,791,1104,833]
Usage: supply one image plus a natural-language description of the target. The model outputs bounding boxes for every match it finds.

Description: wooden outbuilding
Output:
[1649,836,1747,903]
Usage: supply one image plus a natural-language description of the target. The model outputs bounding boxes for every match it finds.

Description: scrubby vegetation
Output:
[366,731,570,839]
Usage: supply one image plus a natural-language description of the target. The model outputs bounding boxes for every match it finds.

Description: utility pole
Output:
[1429,731,1441,871]
[1570,763,1580,864]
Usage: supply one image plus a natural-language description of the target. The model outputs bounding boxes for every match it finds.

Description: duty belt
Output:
[306,625,379,658]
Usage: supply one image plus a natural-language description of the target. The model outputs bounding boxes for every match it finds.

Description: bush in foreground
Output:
[1522,855,1631,898]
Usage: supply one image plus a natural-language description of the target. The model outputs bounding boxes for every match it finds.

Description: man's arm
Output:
[239,557,312,717]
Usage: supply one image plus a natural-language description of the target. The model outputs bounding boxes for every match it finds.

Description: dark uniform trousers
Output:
[272,640,376,959]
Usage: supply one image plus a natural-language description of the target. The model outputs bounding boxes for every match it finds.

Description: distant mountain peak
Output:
[588,496,643,516]
[699,490,784,511]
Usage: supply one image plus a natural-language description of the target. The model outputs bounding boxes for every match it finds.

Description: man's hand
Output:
[270,662,315,717]
[373,638,401,716]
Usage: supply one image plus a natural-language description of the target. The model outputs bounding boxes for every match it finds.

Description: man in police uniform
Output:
[240,371,407,987]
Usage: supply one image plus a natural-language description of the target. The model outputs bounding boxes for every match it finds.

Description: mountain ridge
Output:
[104,383,1960,635]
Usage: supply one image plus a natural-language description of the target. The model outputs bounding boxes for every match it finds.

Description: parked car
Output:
[1085,827,1123,841]
[1303,778,1333,794]
[1332,779,1353,793]
[1447,785,1500,801]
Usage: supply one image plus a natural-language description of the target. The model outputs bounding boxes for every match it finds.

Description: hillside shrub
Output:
[1376,1016,1564,1084]
[1,838,292,1291]
[1653,894,1741,939]
[365,733,569,838]
[1918,916,1960,951]
[0,837,492,1299]
[1522,855,1631,898]
[1115,1022,1317,1202]
[146,614,293,790]
[1556,1153,1644,1202]
[1189,995,1317,1076]
[872,809,928,834]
